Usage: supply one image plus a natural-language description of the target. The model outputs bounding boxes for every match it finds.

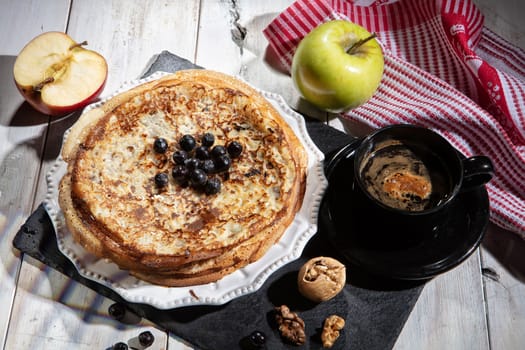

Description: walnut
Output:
[321,315,345,348]
[297,256,346,302]
[274,305,306,345]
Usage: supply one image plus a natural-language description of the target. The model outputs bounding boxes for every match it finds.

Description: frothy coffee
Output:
[359,140,451,211]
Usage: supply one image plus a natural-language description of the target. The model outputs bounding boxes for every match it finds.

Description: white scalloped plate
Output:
[43,71,327,309]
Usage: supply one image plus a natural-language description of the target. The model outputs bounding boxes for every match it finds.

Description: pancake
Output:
[58,69,307,286]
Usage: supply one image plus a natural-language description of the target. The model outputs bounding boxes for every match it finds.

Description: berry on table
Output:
[108,303,126,321]
[138,330,155,347]
[240,330,267,350]
[112,342,128,350]
[249,330,266,347]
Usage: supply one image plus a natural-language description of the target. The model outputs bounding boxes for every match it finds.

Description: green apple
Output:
[291,20,384,112]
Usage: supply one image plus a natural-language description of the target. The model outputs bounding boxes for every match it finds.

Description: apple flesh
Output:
[13,31,108,116]
[291,20,384,112]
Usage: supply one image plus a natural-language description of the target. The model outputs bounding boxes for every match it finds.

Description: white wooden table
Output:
[1,1,524,349]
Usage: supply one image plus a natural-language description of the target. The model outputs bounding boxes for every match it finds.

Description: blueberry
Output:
[172,165,189,180]
[201,132,215,147]
[200,159,216,173]
[204,178,221,195]
[211,145,227,158]
[112,342,128,350]
[153,137,168,153]
[190,169,208,186]
[249,331,266,348]
[179,134,196,152]
[214,154,231,172]
[227,141,243,158]
[154,173,169,188]
[172,150,188,165]
[178,179,190,188]
[185,157,201,170]
[195,145,210,160]
[108,303,126,321]
[138,330,155,347]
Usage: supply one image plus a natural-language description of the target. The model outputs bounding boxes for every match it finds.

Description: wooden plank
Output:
[5,1,199,349]
[0,0,71,347]
[473,0,525,48]
[3,1,522,349]
[394,252,489,349]
[7,260,169,350]
[0,55,50,350]
[65,0,200,93]
[468,2,525,349]
[482,225,525,350]
[0,0,71,55]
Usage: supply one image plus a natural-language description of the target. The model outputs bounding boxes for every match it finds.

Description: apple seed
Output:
[33,77,55,92]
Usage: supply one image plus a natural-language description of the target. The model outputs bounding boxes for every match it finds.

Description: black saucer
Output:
[320,142,490,280]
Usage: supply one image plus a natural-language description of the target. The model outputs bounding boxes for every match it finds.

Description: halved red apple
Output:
[13,31,108,116]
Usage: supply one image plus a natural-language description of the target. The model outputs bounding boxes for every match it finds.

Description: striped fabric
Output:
[263,0,525,236]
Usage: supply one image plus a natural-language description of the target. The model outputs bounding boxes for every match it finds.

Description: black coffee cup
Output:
[351,124,493,245]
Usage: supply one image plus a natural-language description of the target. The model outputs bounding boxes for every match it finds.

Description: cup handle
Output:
[461,156,494,191]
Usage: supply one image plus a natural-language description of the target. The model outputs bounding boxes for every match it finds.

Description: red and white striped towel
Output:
[263,0,525,237]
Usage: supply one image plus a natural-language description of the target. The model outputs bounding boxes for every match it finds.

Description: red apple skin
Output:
[14,76,107,116]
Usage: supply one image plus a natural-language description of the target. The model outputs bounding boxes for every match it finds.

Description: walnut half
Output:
[297,256,346,302]
[321,315,345,348]
[274,305,306,345]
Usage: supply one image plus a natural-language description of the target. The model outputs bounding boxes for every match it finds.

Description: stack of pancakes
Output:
[58,70,307,286]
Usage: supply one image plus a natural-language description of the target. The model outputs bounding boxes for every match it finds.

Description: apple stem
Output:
[69,40,88,50]
[33,77,55,92]
[347,33,377,54]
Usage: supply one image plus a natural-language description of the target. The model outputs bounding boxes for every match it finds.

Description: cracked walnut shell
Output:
[297,256,346,302]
